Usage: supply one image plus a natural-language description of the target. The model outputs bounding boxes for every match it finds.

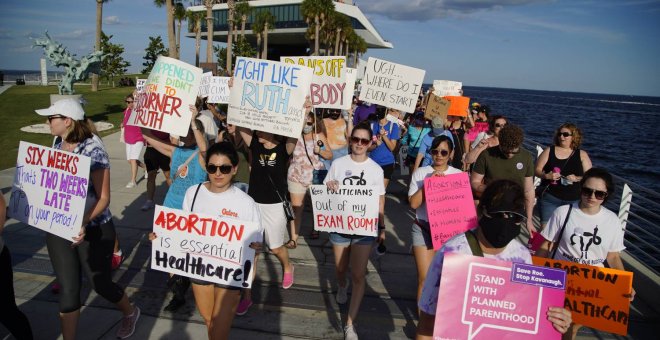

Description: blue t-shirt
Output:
[369,120,400,166]
[163,147,208,209]
[418,130,455,167]
[401,125,431,158]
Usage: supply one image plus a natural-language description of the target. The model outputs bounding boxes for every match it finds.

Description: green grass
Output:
[0,84,135,170]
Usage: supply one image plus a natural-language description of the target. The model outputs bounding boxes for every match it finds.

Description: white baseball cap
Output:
[35,98,85,121]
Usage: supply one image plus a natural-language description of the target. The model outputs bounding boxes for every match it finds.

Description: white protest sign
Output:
[151,205,262,288]
[309,185,380,237]
[198,72,213,98]
[228,57,313,138]
[281,56,348,109]
[359,57,426,113]
[433,80,463,97]
[207,76,230,104]
[8,141,91,241]
[128,56,203,137]
[342,67,357,110]
[136,79,146,93]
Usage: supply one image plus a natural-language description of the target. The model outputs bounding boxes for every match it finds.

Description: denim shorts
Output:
[190,278,241,290]
[329,232,376,247]
[412,220,433,249]
[539,193,578,224]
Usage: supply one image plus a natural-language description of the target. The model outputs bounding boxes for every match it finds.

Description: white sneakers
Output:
[125,181,136,188]
[344,324,358,340]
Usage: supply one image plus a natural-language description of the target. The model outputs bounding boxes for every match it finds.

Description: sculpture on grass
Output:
[33,31,105,95]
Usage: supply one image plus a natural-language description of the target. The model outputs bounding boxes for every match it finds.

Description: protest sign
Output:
[359,57,425,113]
[424,93,450,120]
[433,80,462,96]
[228,57,313,139]
[309,185,380,237]
[445,96,471,117]
[424,172,478,250]
[467,121,489,142]
[282,56,349,109]
[136,79,146,92]
[198,72,213,98]
[151,205,262,289]
[128,56,203,137]
[207,76,230,104]
[532,257,633,335]
[8,141,91,241]
[342,67,357,110]
[435,253,566,340]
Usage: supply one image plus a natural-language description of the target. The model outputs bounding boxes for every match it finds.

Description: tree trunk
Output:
[195,19,202,67]
[262,23,269,60]
[256,33,261,59]
[314,16,320,56]
[176,21,182,60]
[226,0,235,74]
[206,3,214,63]
[241,16,246,40]
[167,1,177,58]
[334,29,341,57]
[92,0,102,92]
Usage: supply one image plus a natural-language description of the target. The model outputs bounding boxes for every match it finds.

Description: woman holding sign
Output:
[35,98,140,339]
[408,135,462,305]
[325,122,387,340]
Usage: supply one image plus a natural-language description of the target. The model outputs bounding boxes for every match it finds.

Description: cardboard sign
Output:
[435,253,566,340]
[128,56,203,137]
[309,185,380,237]
[445,96,471,117]
[198,72,213,98]
[359,57,425,113]
[207,76,230,104]
[151,205,262,288]
[424,93,450,120]
[8,141,91,241]
[136,79,146,93]
[228,57,313,138]
[424,172,478,250]
[282,56,349,109]
[433,80,462,96]
[532,257,633,335]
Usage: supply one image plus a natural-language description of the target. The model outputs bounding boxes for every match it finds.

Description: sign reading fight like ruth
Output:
[128,56,203,137]
[532,257,633,335]
[359,57,425,113]
[9,141,91,241]
[282,56,350,109]
[151,205,262,289]
[228,57,313,139]
[309,185,380,237]
[434,254,566,340]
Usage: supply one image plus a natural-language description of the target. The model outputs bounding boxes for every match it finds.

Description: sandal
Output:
[310,231,320,240]
[284,239,297,249]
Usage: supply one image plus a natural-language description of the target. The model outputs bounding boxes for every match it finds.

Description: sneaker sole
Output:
[117,307,140,339]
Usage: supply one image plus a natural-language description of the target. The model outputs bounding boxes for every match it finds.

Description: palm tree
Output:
[173,2,186,59]
[301,0,335,56]
[234,0,251,42]
[253,11,275,59]
[204,0,219,64]
[226,0,236,73]
[187,10,205,67]
[252,16,264,59]
[154,0,177,59]
[92,0,110,92]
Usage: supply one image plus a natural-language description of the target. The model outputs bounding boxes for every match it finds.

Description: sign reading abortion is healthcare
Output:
[9,141,91,241]
[309,185,380,237]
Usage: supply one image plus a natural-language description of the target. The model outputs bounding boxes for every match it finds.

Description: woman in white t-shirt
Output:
[151,142,263,340]
[408,135,462,305]
[537,167,634,339]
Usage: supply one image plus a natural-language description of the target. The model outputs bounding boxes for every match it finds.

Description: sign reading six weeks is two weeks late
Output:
[309,185,380,237]
[9,141,91,241]
[228,57,313,139]
[424,172,478,250]
[359,57,425,113]
[281,56,355,110]
[128,56,203,137]
[435,254,566,340]
[532,257,633,335]
[151,205,262,289]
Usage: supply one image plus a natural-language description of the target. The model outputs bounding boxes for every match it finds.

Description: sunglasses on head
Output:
[47,115,65,122]
[206,164,233,175]
[430,149,450,157]
[559,132,573,137]
[350,136,370,146]
[581,187,608,200]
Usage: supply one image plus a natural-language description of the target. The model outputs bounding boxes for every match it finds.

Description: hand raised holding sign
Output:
[546,307,572,334]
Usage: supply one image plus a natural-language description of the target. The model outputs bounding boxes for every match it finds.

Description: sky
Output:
[1,0,659,97]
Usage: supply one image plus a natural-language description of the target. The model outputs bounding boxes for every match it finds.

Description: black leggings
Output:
[0,246,33,340]
[46,221,125,313]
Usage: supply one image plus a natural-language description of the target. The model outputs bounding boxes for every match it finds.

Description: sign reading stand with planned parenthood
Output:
[434,254,566,340]
[359,57,425,113]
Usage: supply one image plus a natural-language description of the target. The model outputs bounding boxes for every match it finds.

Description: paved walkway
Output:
[0,132,657,339]
[0,84,13,96]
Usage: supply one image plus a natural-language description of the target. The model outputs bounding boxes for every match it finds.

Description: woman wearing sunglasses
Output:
[408,136,462,305]
[121,94,147,188]
[464,115,507,165]
[324,122,386,340]
[536,167,633,339]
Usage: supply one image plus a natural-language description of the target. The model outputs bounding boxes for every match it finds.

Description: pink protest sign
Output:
[434,253,566,340]
[467,121,489,142]
[424,172,478,250]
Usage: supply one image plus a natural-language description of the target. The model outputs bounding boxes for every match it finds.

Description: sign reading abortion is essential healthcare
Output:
[434,254,566,340]
[359,57,425,113]
[128,56,202,137]
[309,185,380,237]
[282,56,349,109]
[228,57,313,139]
[9,141,91,241]
[151,205,262,289]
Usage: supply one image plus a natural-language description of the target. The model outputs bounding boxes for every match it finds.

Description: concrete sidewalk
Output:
[0,131,657,339]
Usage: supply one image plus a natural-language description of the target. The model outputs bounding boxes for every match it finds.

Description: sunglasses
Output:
[430,149,450,157]
[125,100,134,103]
[559,132,573,137]
[581,187,608,200]
[47,115,65,122]
[489,210,527,223]
[206,164,233,175]
[495,123,506,128]
[350,136,370,146]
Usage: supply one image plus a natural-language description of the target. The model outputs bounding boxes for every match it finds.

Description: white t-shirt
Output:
[195,113,218,143]
[408,165,463,221]
[324,155,386,195]
[541,203,625,267]
[418,230,532,315]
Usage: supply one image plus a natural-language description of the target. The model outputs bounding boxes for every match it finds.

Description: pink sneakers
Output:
[282,265,295,289]
[236,298,253,316]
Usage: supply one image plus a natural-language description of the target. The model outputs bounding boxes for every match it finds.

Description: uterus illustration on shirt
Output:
[569,225,602,260]
[258,152,277,167]
[342,170,366,185]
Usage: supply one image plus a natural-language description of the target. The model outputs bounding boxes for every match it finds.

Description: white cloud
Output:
[105,16,121,25]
